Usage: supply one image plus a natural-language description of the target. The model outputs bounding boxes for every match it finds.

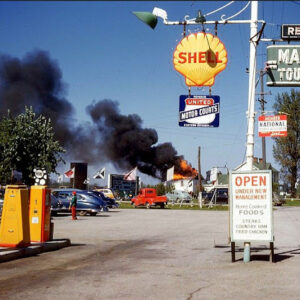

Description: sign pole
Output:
[243,1,258,263]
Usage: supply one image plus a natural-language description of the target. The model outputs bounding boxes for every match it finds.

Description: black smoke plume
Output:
[0,50,192,179]
[86,99,184,178]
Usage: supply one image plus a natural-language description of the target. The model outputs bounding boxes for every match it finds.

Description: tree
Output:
[272,89,300,197]
[0,107,65,185]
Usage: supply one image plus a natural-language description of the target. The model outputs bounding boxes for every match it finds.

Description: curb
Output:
[0,239,71,263]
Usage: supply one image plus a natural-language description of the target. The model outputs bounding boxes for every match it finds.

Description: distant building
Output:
[234,157,279,184]
[165,175,204,194]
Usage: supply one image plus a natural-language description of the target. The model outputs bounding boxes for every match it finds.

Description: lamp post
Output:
[134,1,264,263]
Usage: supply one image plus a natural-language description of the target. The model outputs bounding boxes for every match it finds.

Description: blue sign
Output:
[179,95,220,127]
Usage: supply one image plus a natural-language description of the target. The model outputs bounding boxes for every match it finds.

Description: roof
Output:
[234,159,279,173]
[217,174,228,185]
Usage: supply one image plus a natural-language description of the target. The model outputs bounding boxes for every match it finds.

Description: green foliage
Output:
[272,89,300,197]
[0,107,65,185]
[155,183,165,196]
[140,182,175,195]
[165,183,175,193]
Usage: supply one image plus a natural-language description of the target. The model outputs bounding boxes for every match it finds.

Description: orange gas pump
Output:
[0,185,30,247]
[29,186,51,242]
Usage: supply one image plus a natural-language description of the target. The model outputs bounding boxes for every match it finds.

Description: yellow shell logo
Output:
[173,32,228,86]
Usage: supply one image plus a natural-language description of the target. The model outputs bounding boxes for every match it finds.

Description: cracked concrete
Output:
[0,207,299,299]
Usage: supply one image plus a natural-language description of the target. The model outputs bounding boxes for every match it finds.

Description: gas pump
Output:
[0,185,30,247]
[29,186,51,242]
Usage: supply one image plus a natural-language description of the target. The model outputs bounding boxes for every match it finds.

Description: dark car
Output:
[202,188,228,204]
[51,189,106,216]
[91,190,119,208]
[272,192,286,206]
[0,188,5,215]
[50,193,62,216]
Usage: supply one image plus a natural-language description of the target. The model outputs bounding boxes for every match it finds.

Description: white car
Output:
[165,190,192,204]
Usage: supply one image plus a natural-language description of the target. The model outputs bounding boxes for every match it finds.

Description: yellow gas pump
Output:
[29,186,51,242]
[0,185,30,247]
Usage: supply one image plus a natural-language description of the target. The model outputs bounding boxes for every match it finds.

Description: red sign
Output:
[258,115,287,137]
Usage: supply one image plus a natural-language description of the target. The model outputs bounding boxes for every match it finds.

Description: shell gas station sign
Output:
[173,32,228,86]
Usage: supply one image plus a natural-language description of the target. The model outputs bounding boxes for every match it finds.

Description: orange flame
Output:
[173,160,198,180]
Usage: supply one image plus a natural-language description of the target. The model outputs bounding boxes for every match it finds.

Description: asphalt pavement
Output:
[0,207,299,299]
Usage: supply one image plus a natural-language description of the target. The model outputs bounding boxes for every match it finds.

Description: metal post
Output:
[244,1,258,263]
[198,146,203,208]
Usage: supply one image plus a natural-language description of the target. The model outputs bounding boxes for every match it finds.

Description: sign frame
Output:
[229,170,274,243]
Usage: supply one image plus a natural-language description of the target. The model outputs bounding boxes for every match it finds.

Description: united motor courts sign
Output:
[266,45,300,86]
[230,170,273,242]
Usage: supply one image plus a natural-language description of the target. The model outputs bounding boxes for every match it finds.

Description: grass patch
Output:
[119,202,135,209]
[284,199,300,206]
[118,202,228,211]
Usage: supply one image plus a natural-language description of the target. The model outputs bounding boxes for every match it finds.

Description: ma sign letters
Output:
[267,45,300,87]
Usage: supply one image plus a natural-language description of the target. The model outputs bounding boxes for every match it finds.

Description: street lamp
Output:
[133,2,265,263]
[133,7,168,29]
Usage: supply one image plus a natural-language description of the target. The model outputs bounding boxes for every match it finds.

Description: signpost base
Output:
[243,242,251,263]
[270,242,275,263]
[231,242,235,262]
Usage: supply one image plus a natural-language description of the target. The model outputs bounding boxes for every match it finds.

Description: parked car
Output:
[94,188,115,199]
[90,190,119,208]
[50,193,63,216]
[272,192,286,206]
[165,190,192,204]
[51,189,106,216]
[202,190,214,204]
[0,188,5,215]
[202,188,228,204]
[131,188,168,208]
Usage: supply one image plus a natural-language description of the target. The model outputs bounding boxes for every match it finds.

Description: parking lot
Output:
[0,207,299,299]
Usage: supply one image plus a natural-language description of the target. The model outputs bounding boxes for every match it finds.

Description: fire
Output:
[173,160,198,180]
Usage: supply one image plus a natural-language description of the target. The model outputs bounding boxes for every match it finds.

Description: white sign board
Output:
[258,115,287,137]
[230,170,273,242]
[210,167,218,182]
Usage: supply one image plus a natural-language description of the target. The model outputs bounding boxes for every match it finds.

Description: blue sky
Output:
[0,1,299,185]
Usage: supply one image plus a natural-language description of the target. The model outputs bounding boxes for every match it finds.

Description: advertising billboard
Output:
[266,45,300,87]
[258,115,287,137]
[108,174,138,194]
[179,95,220,127]
[230,170,273,242]
[173,32,228,87]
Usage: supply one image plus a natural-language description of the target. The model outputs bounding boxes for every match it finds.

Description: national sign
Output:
[258,115,287,137]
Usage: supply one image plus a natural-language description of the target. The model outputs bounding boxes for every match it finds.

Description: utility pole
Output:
[258,69,267,170]
[198,146,203,208]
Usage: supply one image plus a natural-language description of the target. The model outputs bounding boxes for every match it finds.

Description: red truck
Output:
[131,188,168,209]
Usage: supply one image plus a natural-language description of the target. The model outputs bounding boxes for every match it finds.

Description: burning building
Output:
[166,160,199,194]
